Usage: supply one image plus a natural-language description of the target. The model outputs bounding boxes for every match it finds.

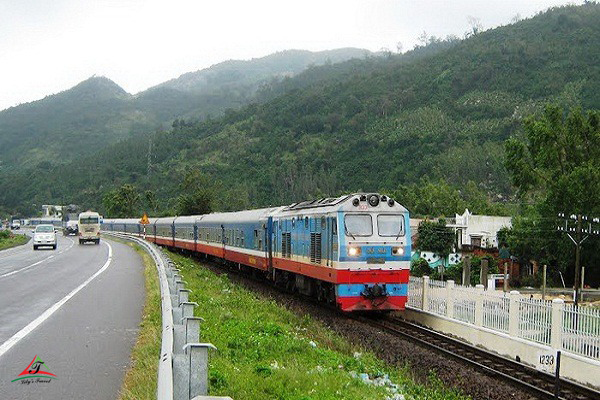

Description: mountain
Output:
[156,48,371,93]
[1,3,600,217]
[0,76,147,168]
[0,49,371,168]
[134,48,371,122]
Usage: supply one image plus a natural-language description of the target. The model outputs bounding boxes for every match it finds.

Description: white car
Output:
[33,224,57,250]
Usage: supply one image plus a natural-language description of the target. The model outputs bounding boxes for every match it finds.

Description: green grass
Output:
[116,241,162,400]
[169,252,469,400]
[0,231,29,251]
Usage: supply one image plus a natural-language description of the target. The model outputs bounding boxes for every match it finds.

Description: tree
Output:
[144,190,158,214]
[415,220,455,279]
[103,184,140,217]
[176,190,212,215]
[175,169,214,215]
[395,41,403,54]
[505,104,600,286]
[410,258,432,277]
[466,16,483,36]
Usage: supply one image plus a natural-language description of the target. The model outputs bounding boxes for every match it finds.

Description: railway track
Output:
[355,314,600,400]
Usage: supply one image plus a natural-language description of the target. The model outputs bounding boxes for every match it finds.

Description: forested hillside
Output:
[0,49,368,168]
[1,3,599,218]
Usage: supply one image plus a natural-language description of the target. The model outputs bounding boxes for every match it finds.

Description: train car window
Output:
[344,214,373,236]
[378,214,404,237]
[332,218,337,235]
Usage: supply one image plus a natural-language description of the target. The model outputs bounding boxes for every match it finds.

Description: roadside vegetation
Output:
[169,252,468,400]
[0,230,29,251]
[117,241,161,400]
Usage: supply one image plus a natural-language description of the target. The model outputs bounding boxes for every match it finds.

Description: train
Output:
[101,193,411,312]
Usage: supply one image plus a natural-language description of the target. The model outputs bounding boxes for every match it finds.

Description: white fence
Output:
[562,303,600,359]
[408,275,600,362]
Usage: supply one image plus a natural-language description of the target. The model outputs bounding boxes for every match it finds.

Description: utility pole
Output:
[542,264,547,300]
[557,214,599,306]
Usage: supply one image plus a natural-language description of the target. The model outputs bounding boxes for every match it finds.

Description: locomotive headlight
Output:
[392,247,404,256]
[368,194,380,207]
[348,246,361,256]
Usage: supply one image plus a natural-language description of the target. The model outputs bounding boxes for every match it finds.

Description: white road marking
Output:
[0,237,74,279]
[0,241,113,359]
[0,259,46,279]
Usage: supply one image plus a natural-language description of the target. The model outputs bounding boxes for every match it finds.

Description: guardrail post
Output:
[474,284,484,327]
[183,316,204,344]
[181,301,198,319]
[551,298,564,349]
[422,276,430,311]
[174,323,186,356]
[509,290,520,337]
[446,280,455,319]
[173,305,183,330]
[184,343,217,398]
[178,288,191,304]
[176,280,187,293]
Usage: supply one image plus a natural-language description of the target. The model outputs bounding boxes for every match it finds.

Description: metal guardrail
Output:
[106,233,228,400]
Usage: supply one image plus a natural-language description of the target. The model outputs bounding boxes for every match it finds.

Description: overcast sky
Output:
[0,0,582,111]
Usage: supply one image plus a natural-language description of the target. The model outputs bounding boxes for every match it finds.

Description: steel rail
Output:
[356,315,600,400]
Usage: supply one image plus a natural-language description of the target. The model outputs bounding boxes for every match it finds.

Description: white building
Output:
[42,205,63,218]
[449,209,512,250]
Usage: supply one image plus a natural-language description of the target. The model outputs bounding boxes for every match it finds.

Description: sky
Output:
[0,0,583,111]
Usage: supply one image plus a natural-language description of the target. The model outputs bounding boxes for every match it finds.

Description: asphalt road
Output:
[0,233,145,399]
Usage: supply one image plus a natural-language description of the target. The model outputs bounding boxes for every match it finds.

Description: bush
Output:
[444,263,464,284]
[0,230,11,239]
[519,274,538,288]
[411,258,432,277]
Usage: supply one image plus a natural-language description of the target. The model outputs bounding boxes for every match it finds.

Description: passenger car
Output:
[33,224,57,250]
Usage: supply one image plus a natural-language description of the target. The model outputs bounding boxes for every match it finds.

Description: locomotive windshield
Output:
[378,214,404,237]
[344,214,372,237]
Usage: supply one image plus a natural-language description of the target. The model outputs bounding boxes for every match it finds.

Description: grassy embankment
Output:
[168,252,468,400]
[0,230,29,251]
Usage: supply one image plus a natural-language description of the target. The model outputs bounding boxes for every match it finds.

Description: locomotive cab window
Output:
[344,214,372,237]
[378,214,404,237]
